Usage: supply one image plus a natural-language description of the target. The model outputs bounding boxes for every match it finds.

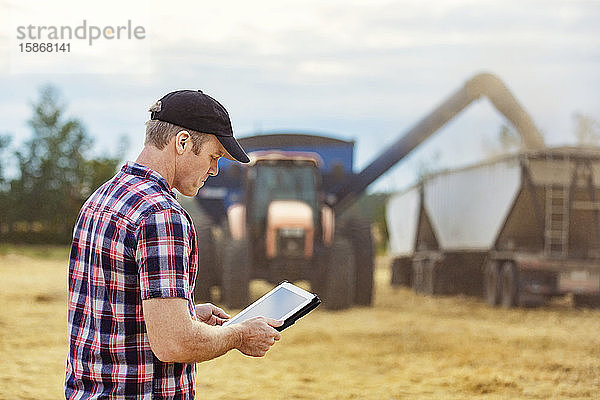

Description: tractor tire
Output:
[193,225,218,303]
[483,261,501,306]
[500,262,518,308]
[177,197,219,303]
[310,247,327,297]
[221,239,250,309]
[319,237,356,310]
[346,219,374,306]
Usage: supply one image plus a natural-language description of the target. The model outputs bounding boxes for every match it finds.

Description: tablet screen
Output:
[224,283,313,326]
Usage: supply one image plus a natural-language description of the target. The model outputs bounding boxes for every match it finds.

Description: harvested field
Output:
[0,246,599,399]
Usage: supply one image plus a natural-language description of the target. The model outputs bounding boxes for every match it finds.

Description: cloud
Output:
[3,0,152,74]
[1,0,599,191]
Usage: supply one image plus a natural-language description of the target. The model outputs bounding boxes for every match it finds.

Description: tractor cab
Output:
[245,151,323,264]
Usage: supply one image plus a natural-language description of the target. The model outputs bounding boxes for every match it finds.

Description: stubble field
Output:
[0,246,599,399]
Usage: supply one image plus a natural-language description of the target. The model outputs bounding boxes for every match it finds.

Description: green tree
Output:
[343,192,390,255]
[482,124,521,157]
[573,113,600,146]
[416,149,441,180]
[4,85,123,243]
[498,124,521,151]
[0,135,10,188]
[0,135,12,237]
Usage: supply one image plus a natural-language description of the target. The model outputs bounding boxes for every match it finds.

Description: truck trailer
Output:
[387,147,600,307]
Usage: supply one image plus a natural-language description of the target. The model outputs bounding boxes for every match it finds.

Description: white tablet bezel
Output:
[223,282,315,326]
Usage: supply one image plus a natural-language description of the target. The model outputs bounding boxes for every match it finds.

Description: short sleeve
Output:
[135,209,193,300]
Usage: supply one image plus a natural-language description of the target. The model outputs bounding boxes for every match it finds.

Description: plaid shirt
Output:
[65,162,198,399]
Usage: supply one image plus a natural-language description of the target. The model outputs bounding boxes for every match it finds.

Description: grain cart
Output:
[387,147,600,308]
[184,72,546,310]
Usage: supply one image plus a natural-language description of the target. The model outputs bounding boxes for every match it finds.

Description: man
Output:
[65,90,282,399]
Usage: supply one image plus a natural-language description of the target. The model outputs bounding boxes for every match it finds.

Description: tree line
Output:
[0,86,124,244]
[0,85,390,249]
[5,85,595,247]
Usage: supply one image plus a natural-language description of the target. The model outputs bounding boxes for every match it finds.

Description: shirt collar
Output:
[121,161,177,199]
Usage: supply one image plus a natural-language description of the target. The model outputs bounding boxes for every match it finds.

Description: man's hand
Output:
[143,298,281,363]
[195,303,230,326]
[233,317,282,357]
[143,298,237,363]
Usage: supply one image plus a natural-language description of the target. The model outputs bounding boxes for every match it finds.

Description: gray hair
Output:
[145,105,211,155]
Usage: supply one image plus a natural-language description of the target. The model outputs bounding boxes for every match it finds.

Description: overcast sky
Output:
[1,0,599,191]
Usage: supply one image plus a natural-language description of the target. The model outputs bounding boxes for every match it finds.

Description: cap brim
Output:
[216,135,250,163]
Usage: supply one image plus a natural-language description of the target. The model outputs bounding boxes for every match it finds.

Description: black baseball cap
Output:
[150,90,250,163]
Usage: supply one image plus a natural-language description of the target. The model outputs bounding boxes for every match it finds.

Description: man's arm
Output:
[142,297,282,363]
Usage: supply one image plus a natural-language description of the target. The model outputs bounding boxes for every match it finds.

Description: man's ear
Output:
[175,131,190,154]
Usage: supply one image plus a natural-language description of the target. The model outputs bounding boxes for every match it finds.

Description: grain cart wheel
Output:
[500,262,518,308]
[483,261,501,306]
[413,258,438,295]
[221,239,250,309]
[412,259,425,293]
[193,225,218,303]
[573,294,600,308]
[422,259,435,295]
[320,237,356,310]
[391,257,412,287]
[427,259,452,295]
[346,219,374,306]
[425,259,447,295]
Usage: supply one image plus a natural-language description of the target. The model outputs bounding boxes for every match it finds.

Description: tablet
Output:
[222,281,320,331]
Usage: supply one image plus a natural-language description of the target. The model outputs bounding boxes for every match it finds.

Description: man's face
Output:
[173,134,226,197]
